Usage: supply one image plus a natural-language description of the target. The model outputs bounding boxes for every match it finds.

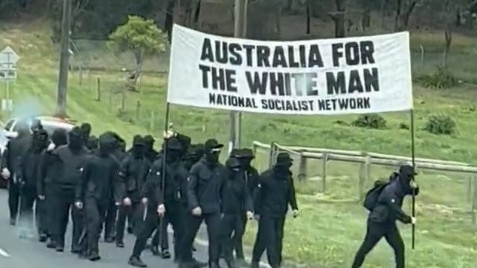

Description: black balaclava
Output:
[33,129,49,152]
[226,157,241,173]
[398,164,415,194]
[87,135,99,150]
[164,138,183,163]
[239,148,254,168]
[274,152,293,175]
[80,123,92,142]
[68,126,84,150]
[183,144,205,169]
[131,135,145,158]
[144,135,155,152]
[98,133,116,157]
[204,139,223,165]
[51,129,68,147]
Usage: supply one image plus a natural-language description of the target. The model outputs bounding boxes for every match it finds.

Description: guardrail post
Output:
[298,152,307,181]
[467,177,473,203]
[472,176,477,224]
[268,142,276,168]
[321,152,328,193]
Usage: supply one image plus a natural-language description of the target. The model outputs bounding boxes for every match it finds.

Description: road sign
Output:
[0,46,19,68]
[0,68,16,81]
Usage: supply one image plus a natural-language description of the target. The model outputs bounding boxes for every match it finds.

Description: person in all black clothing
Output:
[37,129,68,247]
[50,127,90,253]
[18,129,49,239]
[351,164,419,268]
[143,135,159,163]
[251,152,298,268]
[182,139,227,268]
[232,148,259,265]
[220,156,254,268]
[75,133,121,261]
[1,121,31,226]
[116,135,150,248]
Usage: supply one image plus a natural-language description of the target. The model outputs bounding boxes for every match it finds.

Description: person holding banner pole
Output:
[351,165,419,268]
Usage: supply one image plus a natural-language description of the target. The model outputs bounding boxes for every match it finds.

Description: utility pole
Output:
[56,0,72,117]
[229,0,248,152]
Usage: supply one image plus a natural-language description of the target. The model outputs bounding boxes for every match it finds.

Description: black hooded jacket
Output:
[369,176,420,224]
[221,158,253,214]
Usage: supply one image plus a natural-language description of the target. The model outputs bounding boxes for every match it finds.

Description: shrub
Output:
[416,67,458,89]
[424,114,456,135]
[352,114,386,129]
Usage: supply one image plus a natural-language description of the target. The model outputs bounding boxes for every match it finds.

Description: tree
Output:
[107,15,168,91]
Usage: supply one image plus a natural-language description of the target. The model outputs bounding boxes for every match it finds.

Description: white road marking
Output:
[0,246,10,257]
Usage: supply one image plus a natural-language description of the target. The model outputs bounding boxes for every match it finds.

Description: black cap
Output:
[230,148,241,158]
[144,135,155,143]
[132,135,144,146]
[399,164,417,176]
[276,152,293,165]
[226,157,241,169]
[240,148,254,159]
[204,139,223,151]
[165,137,183,150]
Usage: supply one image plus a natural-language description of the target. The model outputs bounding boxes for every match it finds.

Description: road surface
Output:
[0,188,208,268]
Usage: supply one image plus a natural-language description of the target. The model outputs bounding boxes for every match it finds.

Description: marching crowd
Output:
[0,120,299,268]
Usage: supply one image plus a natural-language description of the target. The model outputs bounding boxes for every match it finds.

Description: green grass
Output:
[2,19,477,267]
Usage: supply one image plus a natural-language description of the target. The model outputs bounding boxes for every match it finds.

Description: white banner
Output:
[167,24,413,115]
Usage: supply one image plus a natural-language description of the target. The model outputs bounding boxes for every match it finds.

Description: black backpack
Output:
[363,180,389,211]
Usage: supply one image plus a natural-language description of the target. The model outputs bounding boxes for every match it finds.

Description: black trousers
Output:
[84,198,107,255]
[352,220,405,268]
[7,179,20,220]
[19,186,36,230]
[182,212,221,264]
[50,186,83,250]
[251,215,285,267]
[152,216,169,250]
[131,204,159,258]
[232,213,247,259]
[103,201,117,240]
[116,201,140,243]
[159,203,187,260]
[220,213,246,264]
[36,198,48,236]
[42,186,55,236]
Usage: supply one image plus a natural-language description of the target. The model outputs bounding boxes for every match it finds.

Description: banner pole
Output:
[159,102,171,247]
[229,0,248,153]
[410,108,416,249]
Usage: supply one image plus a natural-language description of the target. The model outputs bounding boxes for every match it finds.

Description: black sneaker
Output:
[116,241,125,248]
[128,256,147,267]
[161,249,171,259]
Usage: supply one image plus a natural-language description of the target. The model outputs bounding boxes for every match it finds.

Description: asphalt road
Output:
[0,189,211,268]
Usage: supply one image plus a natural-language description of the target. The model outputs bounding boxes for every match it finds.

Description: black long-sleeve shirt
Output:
[254,168,298,218]
[75,154,121,203]
[187,158,227,214]
[221,170,253,214]
[51,145,89,189]
[118,154,150,201]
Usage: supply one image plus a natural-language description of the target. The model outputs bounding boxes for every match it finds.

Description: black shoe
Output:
[39,234,47,243]
[128,256,147,267]
[116,241,125,248]
[161,249,171,259]
[89,253,101,261]
[192,245,197,252]
[9,218,16,226]
[193,259,208,267]
[104,237,114,243]
[47,239,56,249]
[150,246,160,256]
[127,227,133,234]
[71,244,81,254]
[55,246,64,252]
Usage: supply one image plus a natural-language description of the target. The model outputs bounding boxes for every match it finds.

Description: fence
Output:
[252,141,477,224]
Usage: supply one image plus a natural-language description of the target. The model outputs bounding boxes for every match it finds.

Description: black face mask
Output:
[274,163,292,173]
[205,151,220,164]
[68,134,83,150]
[166,149,181,163]
[132,145,144,158]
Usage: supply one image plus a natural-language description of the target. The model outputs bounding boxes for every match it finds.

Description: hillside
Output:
[0,13,476,268]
